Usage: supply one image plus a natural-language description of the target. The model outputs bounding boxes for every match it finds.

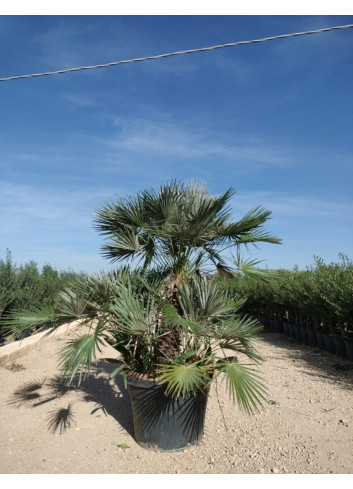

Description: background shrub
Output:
[0,250,86,341]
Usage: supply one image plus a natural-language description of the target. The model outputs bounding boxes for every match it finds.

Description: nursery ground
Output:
[0,329,352,474]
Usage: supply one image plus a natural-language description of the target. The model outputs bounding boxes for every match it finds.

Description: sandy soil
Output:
[0,329,352,474]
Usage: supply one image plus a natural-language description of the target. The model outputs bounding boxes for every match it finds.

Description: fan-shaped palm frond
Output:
[157,361,213,397]
[1,306,57,338]
[93,181,280,277]
[57,289,93,318]
[109,284,155,336]
[220,361,267,414]
[177,276,246,324]
[59,317,107,384]
[233,257,277,282]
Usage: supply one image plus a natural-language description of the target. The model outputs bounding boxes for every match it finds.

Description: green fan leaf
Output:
[157,362,213,397]
[59,318,107,385]
[221,361,267,414]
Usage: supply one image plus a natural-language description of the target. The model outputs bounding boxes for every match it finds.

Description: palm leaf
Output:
[2,306,57,338]
[221,361,267,414]
[157,362,212,397]
[160,300,208,337]
[234,257,276,281]
[58,289,94,318]
[59,317,107,385]
[236,231,282,246]
[109,285,154,335]
[177,276,246,324]
[215,315,263,341]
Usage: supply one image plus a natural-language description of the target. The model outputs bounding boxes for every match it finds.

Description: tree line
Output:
[0,250,85,341]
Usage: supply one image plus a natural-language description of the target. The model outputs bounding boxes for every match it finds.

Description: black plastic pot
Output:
[275,319,284,334]
[315,331,326,350]
[269,319,276,332]
[300,327,310,344]
[323,335,336,355]
[16,328,31,341]
[344,340,353,362]
[332,337,347,358]
[293,324,302,342]
[264,317,271,329]
[283,323,290,337]
[307,329,318,347]
[288,323,297,339]
[127,375,210,451]
[259,316,269,330]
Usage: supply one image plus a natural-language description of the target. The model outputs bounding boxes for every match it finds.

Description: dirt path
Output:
[0,330,352,474]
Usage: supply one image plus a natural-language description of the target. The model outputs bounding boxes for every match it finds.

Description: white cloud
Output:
[0,181,122,254]
[231,190,353,221]
[61,91,98,108]
[106,117,289,167]
[0,181,121,273]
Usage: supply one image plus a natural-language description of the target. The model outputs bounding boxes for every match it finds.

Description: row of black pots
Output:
[15,324,52,342]
[258,316,353,362]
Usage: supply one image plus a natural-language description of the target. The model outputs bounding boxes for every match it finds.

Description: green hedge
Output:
[0,250,86,324]
[217,254,353,339]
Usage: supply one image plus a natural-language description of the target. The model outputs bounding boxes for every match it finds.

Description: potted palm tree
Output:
[4,181,281,451]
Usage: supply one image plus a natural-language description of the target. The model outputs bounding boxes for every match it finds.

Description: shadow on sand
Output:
[7,361,134,436]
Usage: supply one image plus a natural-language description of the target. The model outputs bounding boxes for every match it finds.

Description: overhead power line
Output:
[1,23,353,83]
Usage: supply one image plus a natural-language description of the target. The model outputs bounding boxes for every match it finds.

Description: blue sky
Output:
[1,13,352,273]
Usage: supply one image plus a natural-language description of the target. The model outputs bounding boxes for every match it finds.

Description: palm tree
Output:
[94,181,281,357]
[3,181,281,431]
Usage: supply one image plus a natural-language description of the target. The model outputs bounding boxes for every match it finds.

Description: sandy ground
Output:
[0,329,352,475]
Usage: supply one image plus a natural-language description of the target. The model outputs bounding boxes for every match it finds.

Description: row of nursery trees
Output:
[0,250,84,326]
[2,248,352,346]
[219,253,353,340]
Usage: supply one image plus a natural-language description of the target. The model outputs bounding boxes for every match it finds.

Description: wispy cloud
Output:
[106,116,289,168]
[231,190,353,221]
[228,189,353,270]
[1,182,97,232]
[61,91,99,108]
[0,181,119,272]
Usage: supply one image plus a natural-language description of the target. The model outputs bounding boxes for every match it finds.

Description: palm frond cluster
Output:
[94,181,280,280]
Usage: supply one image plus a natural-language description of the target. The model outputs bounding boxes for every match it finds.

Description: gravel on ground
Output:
[0,329,352,474]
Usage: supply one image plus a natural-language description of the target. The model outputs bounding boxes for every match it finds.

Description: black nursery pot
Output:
[307,329,318,346]
[289,323,297,339]
[16,328,31,341]
[344,340,353,362]
[300,327,310,344]
[127,375,210,452]
[323,335,336,355]
[275,319,284,334]
[283,322,290,337]
[293,324,302,342]
[315,331,327,350]
[332,337,347,358]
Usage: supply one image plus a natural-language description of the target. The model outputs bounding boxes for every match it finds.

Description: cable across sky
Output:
[1,23,353,82]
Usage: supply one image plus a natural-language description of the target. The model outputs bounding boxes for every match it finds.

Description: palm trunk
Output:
[158,280,183,360]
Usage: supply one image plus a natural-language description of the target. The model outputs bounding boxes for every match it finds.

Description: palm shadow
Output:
[7,361,134,437]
